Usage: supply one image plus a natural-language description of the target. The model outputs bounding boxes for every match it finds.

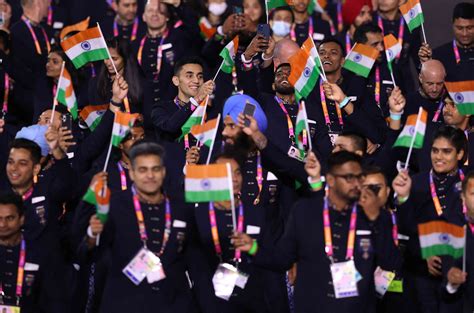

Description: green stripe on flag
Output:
[393,134,424,149]
[297,67,319,99]
[456,102,474,115]
[421,244,464,259]
[219,49,234,74]
[72,48,110,69]
[343,60,371,78]
[57,89,78,119]
[89,117,103,131]
[407,14,424,32]
[185,190,231,202]
[267,0,287,10]
[82,188,97,205]
[180,116,203,140]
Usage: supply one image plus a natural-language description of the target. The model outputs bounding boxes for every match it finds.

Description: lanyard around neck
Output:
[290,17,313,42]
[114,17,139,41]
[389,209,399,247]
[320,80,343,127]
[452,40,461,64]
[208,201,244,261]
[2,72,9,114]
[0,237,26,306]
[374,66,380,105]
[429,169,464,216]
[323,197,357,262]
[275,96,296,140]
[345,31,352,55]
[254,151,263,205]
[21,16,51,55]
[117,161,128,191]
[137,29,169,78]
[132,186,171,255]
[432,99,444,122]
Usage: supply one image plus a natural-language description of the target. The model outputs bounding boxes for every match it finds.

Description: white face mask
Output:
[271,20,291,37]
[208,2,228,16]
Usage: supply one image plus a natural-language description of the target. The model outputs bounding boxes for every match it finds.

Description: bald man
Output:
[273,38,300,68]
[403,60,447,123]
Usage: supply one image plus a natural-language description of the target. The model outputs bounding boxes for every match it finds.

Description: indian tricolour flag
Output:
[445,80,474,115]
[80,104,108,131]
[384,34,402,72]
[61,26,109,69]
[308,0,326,14]
[94,180,111,223]
[111,111,139,147]
[190,117,218,148]
[418,221,465,259]
[219,36,239,74]
[180,96,208,140]
[288,37,321,101]
[393,108,427,149]
[399,0,424,33]
[295,101,311,157]
[343,43,379,78]
[267,0,289,10]
[57,67,78,119]
[185,164,233,203]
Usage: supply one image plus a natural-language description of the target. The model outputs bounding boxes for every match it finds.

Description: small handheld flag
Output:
[399,0,426,42]
[418,221,465,259]
[343,43,379,78]
[111,111,140,147]
[185,164,233,203]
[217,36,239,76]
[393,108,427,149]
[383,34,402,87]
[445,80,474,116]
[180,96,208,140]
[80,104,108,131]
[57,67,79,119]
[94,180,111,223]
[294,101,312,158]
[61,26,109,69]
[288,37,322,101]
[190,118,219,148]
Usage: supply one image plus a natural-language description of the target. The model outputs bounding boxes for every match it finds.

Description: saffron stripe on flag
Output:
[186,164,229,179]
[418,221,465,237]
[61,27,103,50]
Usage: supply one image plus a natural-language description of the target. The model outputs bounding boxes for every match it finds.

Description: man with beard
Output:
[232,150,400,313]
[403,60,447,123]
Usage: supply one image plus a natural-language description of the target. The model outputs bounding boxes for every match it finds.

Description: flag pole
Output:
[404,107,423,170]
[226,162,237,231]
[102,113,116,172]
[206,114,221,165]
[420,22,427,44]
[212,60,224,82]
[50,61,66,125]
[302,100,312,152]
[97,23,130,112]
[310,36,327,81]
[265,0,269,24]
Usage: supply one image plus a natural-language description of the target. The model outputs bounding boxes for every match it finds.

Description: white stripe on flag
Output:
[294,58,316,93]
[346,52,374,69]
[185,177,231,192]
[65,38,107,61]
[420,232,465,249]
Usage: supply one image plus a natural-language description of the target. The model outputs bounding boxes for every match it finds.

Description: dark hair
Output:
[129,141,165,168]
[362,165,388,185]
[354,23,382,44]
[174,56,204,76]
[214,145,246,170]
[340,131,367,154]
[122,118,145,142]
[0,192,24,216]
[269,5,295,23]
[462,171,474,194]
[432,125,468,164]
[0,30,11,52]
[327,150,362,174]
[319,37,346,57]
[49,45,80,90]
[244,0,267,24]
[453,2,474,21]
[97,37,144,109]
[9,139,42,165]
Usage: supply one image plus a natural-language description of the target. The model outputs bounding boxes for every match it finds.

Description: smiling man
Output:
[151,56,214,192]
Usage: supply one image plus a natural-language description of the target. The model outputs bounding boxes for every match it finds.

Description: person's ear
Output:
[172,75,180,87]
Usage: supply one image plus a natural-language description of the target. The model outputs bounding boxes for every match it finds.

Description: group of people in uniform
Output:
[0,0,473,312]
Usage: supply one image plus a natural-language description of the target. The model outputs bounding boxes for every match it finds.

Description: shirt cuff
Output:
[446,282,459,294]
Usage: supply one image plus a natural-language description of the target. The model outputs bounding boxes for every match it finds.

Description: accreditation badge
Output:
[374,266,395,298]
[122,247,162,285]
[328,131,340,147]
[0,305,20,312]
[330,260,359,299]
[212,263,239,301]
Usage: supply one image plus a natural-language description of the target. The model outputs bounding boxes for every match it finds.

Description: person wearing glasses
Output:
[392,125,468,313]
[232,150,400,313]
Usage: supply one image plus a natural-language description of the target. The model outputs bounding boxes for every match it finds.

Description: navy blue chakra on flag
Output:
[409,8,416,18]
[201,179,211,190]
[81,41,92,51]
[353,53,362,63]
[303,67,311,78]
[454,92,464,103]
[438,233,450,244]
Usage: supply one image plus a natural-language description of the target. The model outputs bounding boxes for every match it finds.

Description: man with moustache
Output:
[232,150,400,313]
